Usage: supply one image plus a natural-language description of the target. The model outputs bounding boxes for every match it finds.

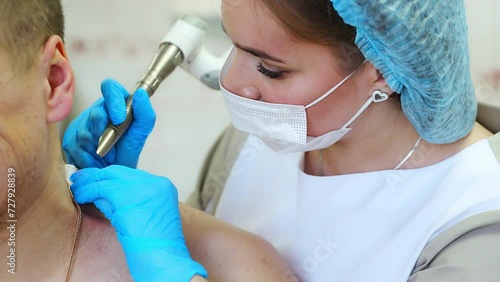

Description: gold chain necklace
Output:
[65,184,82,282]
[318,136,423,175]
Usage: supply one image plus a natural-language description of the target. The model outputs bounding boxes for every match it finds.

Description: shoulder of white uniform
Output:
[488,132,500,164]
[410,209,500,281]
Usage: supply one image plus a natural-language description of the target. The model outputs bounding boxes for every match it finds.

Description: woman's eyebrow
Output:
[221,22,287,64]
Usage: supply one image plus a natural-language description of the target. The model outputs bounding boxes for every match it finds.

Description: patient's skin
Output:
[0,33,132,281]
[181,203,298,282]
[0,32,296,282]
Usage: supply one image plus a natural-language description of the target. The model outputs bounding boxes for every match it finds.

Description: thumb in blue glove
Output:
[63,79,156,169]
[70,165,207,282]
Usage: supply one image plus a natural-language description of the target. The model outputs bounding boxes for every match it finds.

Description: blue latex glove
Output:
[63,79,156,169]
[70,165,208,282]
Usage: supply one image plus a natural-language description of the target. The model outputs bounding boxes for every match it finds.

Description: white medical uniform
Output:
[215,135,500,281]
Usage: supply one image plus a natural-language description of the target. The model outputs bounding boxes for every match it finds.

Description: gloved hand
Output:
[70,165,207,282]
[63,79,156,169]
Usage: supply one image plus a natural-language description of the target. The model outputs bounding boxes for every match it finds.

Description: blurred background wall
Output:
[61,0,500,201]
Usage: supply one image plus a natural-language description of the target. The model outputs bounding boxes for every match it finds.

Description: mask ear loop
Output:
[340,89,390,129]
[305,60,368,109]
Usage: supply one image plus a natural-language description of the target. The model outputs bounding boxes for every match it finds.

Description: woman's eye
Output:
[257,62,284,79]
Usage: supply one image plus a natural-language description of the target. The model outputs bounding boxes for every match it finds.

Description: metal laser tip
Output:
[96,128,117,157]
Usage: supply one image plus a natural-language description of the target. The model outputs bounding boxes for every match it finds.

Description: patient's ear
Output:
[43,35,75,123]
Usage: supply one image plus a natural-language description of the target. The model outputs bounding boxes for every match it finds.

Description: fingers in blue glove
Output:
[70,166,134,207]
[100,79,156,168]
[101,79,128,125]
[100,78,155,131]
[63,79,155,169]
[129,87,155,137]
[63,98,109,169]
[70,166,178,222]
[111,85,156,168]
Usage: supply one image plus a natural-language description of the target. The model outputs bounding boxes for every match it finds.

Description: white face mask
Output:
[220,52,382,153]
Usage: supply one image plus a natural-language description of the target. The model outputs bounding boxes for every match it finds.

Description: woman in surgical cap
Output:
[64,0,500,281]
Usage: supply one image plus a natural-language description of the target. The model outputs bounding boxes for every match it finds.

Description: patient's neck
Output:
[0,161,79,281]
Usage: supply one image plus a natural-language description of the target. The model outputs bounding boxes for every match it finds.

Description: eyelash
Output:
[257,62,284,79]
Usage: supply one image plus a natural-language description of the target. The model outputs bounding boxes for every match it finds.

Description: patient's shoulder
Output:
[71,204,133,281]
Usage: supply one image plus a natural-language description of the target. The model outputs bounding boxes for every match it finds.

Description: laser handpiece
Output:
[96,15,208,157]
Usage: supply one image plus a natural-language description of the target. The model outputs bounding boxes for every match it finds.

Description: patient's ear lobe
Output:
[43,35,75,123]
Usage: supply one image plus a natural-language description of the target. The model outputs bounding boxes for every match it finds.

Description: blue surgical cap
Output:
[331,0,477,144]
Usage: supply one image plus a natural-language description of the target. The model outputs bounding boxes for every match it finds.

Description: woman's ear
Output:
[365,61,394,96]
[42,35,75,123]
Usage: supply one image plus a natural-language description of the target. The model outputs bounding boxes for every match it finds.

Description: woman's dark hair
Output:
[262,0,365,74]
